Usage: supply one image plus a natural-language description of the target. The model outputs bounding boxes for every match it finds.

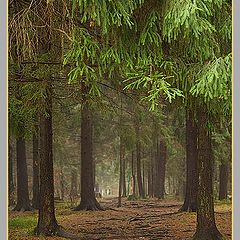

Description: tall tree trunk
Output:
[8,140,15,206]
[122,152,127,197]
[131,151,136,197]
[135,122,144,198]
[75,83,102,211]
[180,106,198,212]
[13,137,32,211]
[59,159,64,201]
[70,169,78,199]
[193,103,223,240]
[147,162,153,197]
[35,81,59,235]
[142,160,146,198]
[219,162,228,200]
[158,139,167,199]
[32,124,40,209]
[118,136,123,207]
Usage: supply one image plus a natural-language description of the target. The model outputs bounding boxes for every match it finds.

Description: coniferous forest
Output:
[8,0,232,239]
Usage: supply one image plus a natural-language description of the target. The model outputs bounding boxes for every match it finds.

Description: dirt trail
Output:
[8,197,232,240]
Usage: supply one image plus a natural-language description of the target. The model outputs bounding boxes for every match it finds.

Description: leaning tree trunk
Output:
[8,140,15,206]
[193,103,223,240]
[32,124,40,209]
[13,137,32,211]
[180,106,198,212]
[75,83,102,211]
[219,161,228,200]
[135,122,144,198]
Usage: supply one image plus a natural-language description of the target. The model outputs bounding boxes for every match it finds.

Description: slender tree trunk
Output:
[70,169,78,199]
[135,122,144,198]
[118,136,123,207]
[158,139,167,199]
[180,106,198,212]
[219,162,228,200]
[193,103,223,240]
[8,140,15,206]
[147,163,153,197]
[75,83,102,211]
[14,137,32,211]
[142,160,146,198]
[32,124,40,209]
[132,151,136,197]
[59,159,64,201]
[122,151,127,197]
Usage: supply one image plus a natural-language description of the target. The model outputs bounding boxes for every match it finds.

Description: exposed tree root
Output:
[74,199,103,211]
[192,227,225,240]
[35,224,82,239]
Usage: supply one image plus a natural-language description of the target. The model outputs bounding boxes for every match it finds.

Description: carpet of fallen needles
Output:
[8,197,232,240]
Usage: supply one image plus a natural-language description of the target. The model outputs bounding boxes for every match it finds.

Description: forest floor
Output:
[8,197,232,240]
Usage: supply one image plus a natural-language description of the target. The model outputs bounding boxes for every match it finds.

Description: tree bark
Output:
[70,169,78,199]
[118,136,123,207]
[35,81,60,235]
[158,139,167,199]
[180,106,198,212]
[131,151,136,197]
[13,137,32,211]
[135,122,144,198]
[32,124,40,209]
[193,103,223,240]
[75,83,102,211]
[122,151,127,197]
[59,159,65,201]
[219,162,228,200]
[8,140,15,206]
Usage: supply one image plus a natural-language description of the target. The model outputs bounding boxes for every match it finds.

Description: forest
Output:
[8,0,232,239]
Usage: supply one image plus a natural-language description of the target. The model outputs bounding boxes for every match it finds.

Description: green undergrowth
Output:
[9,215,37,236]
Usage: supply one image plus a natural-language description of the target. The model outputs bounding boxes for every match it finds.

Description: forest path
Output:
[61,197,231,240]
[8,197,231,240]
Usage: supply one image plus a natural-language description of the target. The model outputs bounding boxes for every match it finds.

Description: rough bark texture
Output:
[35,81,60,235]
[32,125,40,209]
[180,107,198,212]
[8,140,15,206]
[14,137,32,211]
[219,162,228,200]
[75,84,102,211]
[193,103,223,240]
